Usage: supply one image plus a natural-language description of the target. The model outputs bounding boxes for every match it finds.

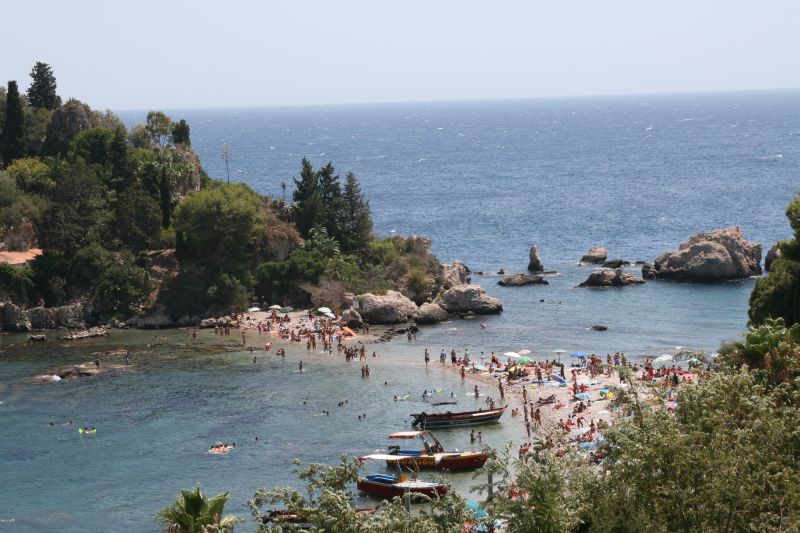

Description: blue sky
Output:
[4,0,798,110]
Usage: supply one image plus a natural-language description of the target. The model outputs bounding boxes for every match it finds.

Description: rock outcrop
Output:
[652,227,762,281]
[602,259,630,269]
[438,260,470,290]
[126,305,174,329]
[1,302,32,332]
[1,302,90,332]
[412,302,449,324]
[29,303,88,330]
[580,246,608,264]
[436,284,503,314]
[527,245,544,272]
[497,273,549,287]
[641,263,656,279]
[579,269,645,288]
[60,326,108,341]
[341,309,363,328]
[765,245,781,271]
[356,291,419,324]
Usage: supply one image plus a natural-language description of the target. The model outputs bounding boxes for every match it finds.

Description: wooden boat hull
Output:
[389,451,488,471]
[357,476,448,498]
[411,406,506,428]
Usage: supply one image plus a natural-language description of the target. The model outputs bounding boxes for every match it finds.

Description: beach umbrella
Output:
[575,392,591,401]
[503,351,521,359]
[653,354,674,365]
[518,349,532,355]
[268,304,282,310]
[317,307,332,314]
[279,306,294,313]
[552,349,567,354]
[324,312,336,318]
[247,306,261,312]
[570,351,588,358]
[517,356,532,364]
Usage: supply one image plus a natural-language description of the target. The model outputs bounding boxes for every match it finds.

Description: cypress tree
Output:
[2,81,27,166]
[316,162,344,241]
[108,127,129,187]
[159,170,172,228]
[292,158,324,238]
[340,171,373,253]
[26,62,60,110]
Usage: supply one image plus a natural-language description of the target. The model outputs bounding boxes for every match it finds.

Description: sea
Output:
[1,91,799,531]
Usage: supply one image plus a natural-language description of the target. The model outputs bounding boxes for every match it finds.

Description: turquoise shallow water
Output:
[0,330,523,532]
[1,92,798,530]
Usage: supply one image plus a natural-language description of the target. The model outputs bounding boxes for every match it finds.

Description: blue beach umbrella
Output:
[570,351,589,358]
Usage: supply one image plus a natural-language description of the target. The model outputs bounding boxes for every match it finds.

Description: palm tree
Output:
[156,486,242,532]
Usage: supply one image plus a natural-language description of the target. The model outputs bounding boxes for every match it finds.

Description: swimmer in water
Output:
[299,361,304,372]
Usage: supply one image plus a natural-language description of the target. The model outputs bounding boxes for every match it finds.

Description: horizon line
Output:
[111,86,800,115]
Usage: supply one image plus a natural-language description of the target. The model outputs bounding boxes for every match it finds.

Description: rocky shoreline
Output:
[1,226,768,334]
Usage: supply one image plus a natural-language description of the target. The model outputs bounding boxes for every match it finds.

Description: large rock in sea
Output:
[527,245,544,272]
[580,246,608,264]
[412,302,448,324]
[436,284,503,314]
[765,245,781,271]
[438,260,470,290]
[652,227,762,281]
[356,291,419,324]
[579,269,645,288]
[602,259,630,269]
[497,273,549,287]
[641,262,656,279]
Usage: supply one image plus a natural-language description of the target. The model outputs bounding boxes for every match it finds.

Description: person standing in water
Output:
[299,361,304,372]
[424,349,430,366]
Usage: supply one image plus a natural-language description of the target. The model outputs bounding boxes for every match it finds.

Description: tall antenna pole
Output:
[221,142,232,183]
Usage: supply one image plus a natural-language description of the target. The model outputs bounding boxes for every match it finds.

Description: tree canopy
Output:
[750,194,800,326]
[2,81,26,166]
[26,62,60,110]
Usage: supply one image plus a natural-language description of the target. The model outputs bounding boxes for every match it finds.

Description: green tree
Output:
[115,187,162,251]
[580,370,800,532]
[23,106,52,156]
[719,317,800,383]
[146,111,173,148]
[156,486,242,533]
[750,195,800,326]
[108,127,130,189]
[0,263,35,304]
[37,160,107,255]
[26,62,60,110]
[159,171,173,228]
[70,127,113,166]
[173,183,266,279]
[292,158,324,238]
[2,81,27,166]
[172,119,191,146]
[5,157,53,194]
[129,123,152,149]
[339,171,373,253]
